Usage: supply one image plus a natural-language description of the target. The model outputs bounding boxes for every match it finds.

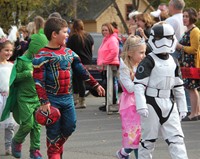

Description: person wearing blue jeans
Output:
[32,17,105,159]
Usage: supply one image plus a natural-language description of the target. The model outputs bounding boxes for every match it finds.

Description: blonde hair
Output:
[34,16,45,33]
[121,35,145,76]
[26,22,35,35]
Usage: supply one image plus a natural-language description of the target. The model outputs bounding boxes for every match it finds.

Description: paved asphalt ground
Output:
[0,94,200,159]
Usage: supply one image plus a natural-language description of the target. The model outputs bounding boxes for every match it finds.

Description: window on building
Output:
[126,4,135,20]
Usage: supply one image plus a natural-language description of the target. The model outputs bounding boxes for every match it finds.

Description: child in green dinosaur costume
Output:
[1,26,48,159]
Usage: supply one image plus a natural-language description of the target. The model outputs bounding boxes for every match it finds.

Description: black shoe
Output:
[187,112,191,116]
[99,105,106,112]
[182,116,198,121]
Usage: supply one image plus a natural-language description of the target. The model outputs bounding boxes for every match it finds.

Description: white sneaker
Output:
[5,147,11,156]
[116,150,130,159]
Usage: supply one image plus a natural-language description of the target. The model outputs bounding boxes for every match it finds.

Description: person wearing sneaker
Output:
[116,35,146,159]
[0,31,17,156]
[176,7,200,121]
[67,19,94,109]
[32,17,105,159]
[2,16,48,159]
[97,23,120,112]
[116,149,131,159]
[134,22,188,159]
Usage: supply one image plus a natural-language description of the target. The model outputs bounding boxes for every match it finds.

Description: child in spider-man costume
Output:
[32,17,105,159]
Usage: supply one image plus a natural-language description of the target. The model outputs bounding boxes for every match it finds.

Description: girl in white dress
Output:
[0,34,17,155]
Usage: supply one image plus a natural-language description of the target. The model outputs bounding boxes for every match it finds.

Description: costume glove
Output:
[137,108,149,118]
[179,112,187,121]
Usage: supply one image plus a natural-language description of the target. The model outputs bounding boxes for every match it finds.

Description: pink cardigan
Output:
[97,33,120,66]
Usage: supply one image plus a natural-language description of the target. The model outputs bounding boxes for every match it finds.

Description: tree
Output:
[0,0,59,31]
[0,1,14,31]
[1,0,26,30]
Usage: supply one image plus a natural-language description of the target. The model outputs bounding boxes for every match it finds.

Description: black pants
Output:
[101,70,118,105]
[73,73,86,97]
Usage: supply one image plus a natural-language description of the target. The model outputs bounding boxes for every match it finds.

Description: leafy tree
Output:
[0,0,59,31]
[0,0,89,32]
[0,1,14,32]
[31,0,88,21]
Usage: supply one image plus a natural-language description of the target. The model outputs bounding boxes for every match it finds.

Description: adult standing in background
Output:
[150,3,169,22]
[136,13,154,42]
[67,19,94,109]
[136,13,154,55]
[198,8,200,19]
[176,8,200,121]
[165,0,191,112]
[165,0,186,41]
[97,22,120,112]
[128,10,141,35]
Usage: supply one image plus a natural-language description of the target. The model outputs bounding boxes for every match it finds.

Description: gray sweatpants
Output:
[5,125,15,150]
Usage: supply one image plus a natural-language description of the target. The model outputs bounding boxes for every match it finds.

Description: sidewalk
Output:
[0,95,200,159]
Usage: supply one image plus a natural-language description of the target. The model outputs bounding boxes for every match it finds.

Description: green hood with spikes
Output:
[26,28,48,59]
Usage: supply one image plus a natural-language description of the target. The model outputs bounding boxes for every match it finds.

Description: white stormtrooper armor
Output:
[134,23,188,159]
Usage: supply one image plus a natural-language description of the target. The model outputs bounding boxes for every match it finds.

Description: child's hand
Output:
[176,43,183,50]
[1,92,8,96]
[39,103,51,113]
[137,108,149,118]
[137,27,147,40]
[96,85,105,97]
[137,27,145,37]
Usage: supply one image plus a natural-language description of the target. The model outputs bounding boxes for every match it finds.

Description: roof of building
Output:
[77,0,113,21]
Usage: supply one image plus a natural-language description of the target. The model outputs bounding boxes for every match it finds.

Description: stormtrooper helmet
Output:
[148,22,177,54]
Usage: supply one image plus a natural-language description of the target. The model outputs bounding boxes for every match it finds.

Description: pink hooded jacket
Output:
[97,33,120,66]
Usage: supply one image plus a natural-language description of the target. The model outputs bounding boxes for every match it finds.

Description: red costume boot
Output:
[47,136,67,159]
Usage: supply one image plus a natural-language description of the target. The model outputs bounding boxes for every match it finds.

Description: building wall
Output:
[84,0,154,34]
[96,5,119,33]
[84,22,97,33]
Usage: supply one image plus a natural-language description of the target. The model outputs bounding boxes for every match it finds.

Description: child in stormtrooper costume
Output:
[134,22,188,159]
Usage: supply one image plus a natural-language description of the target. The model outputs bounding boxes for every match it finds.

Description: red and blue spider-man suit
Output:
[33,46,99,158]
